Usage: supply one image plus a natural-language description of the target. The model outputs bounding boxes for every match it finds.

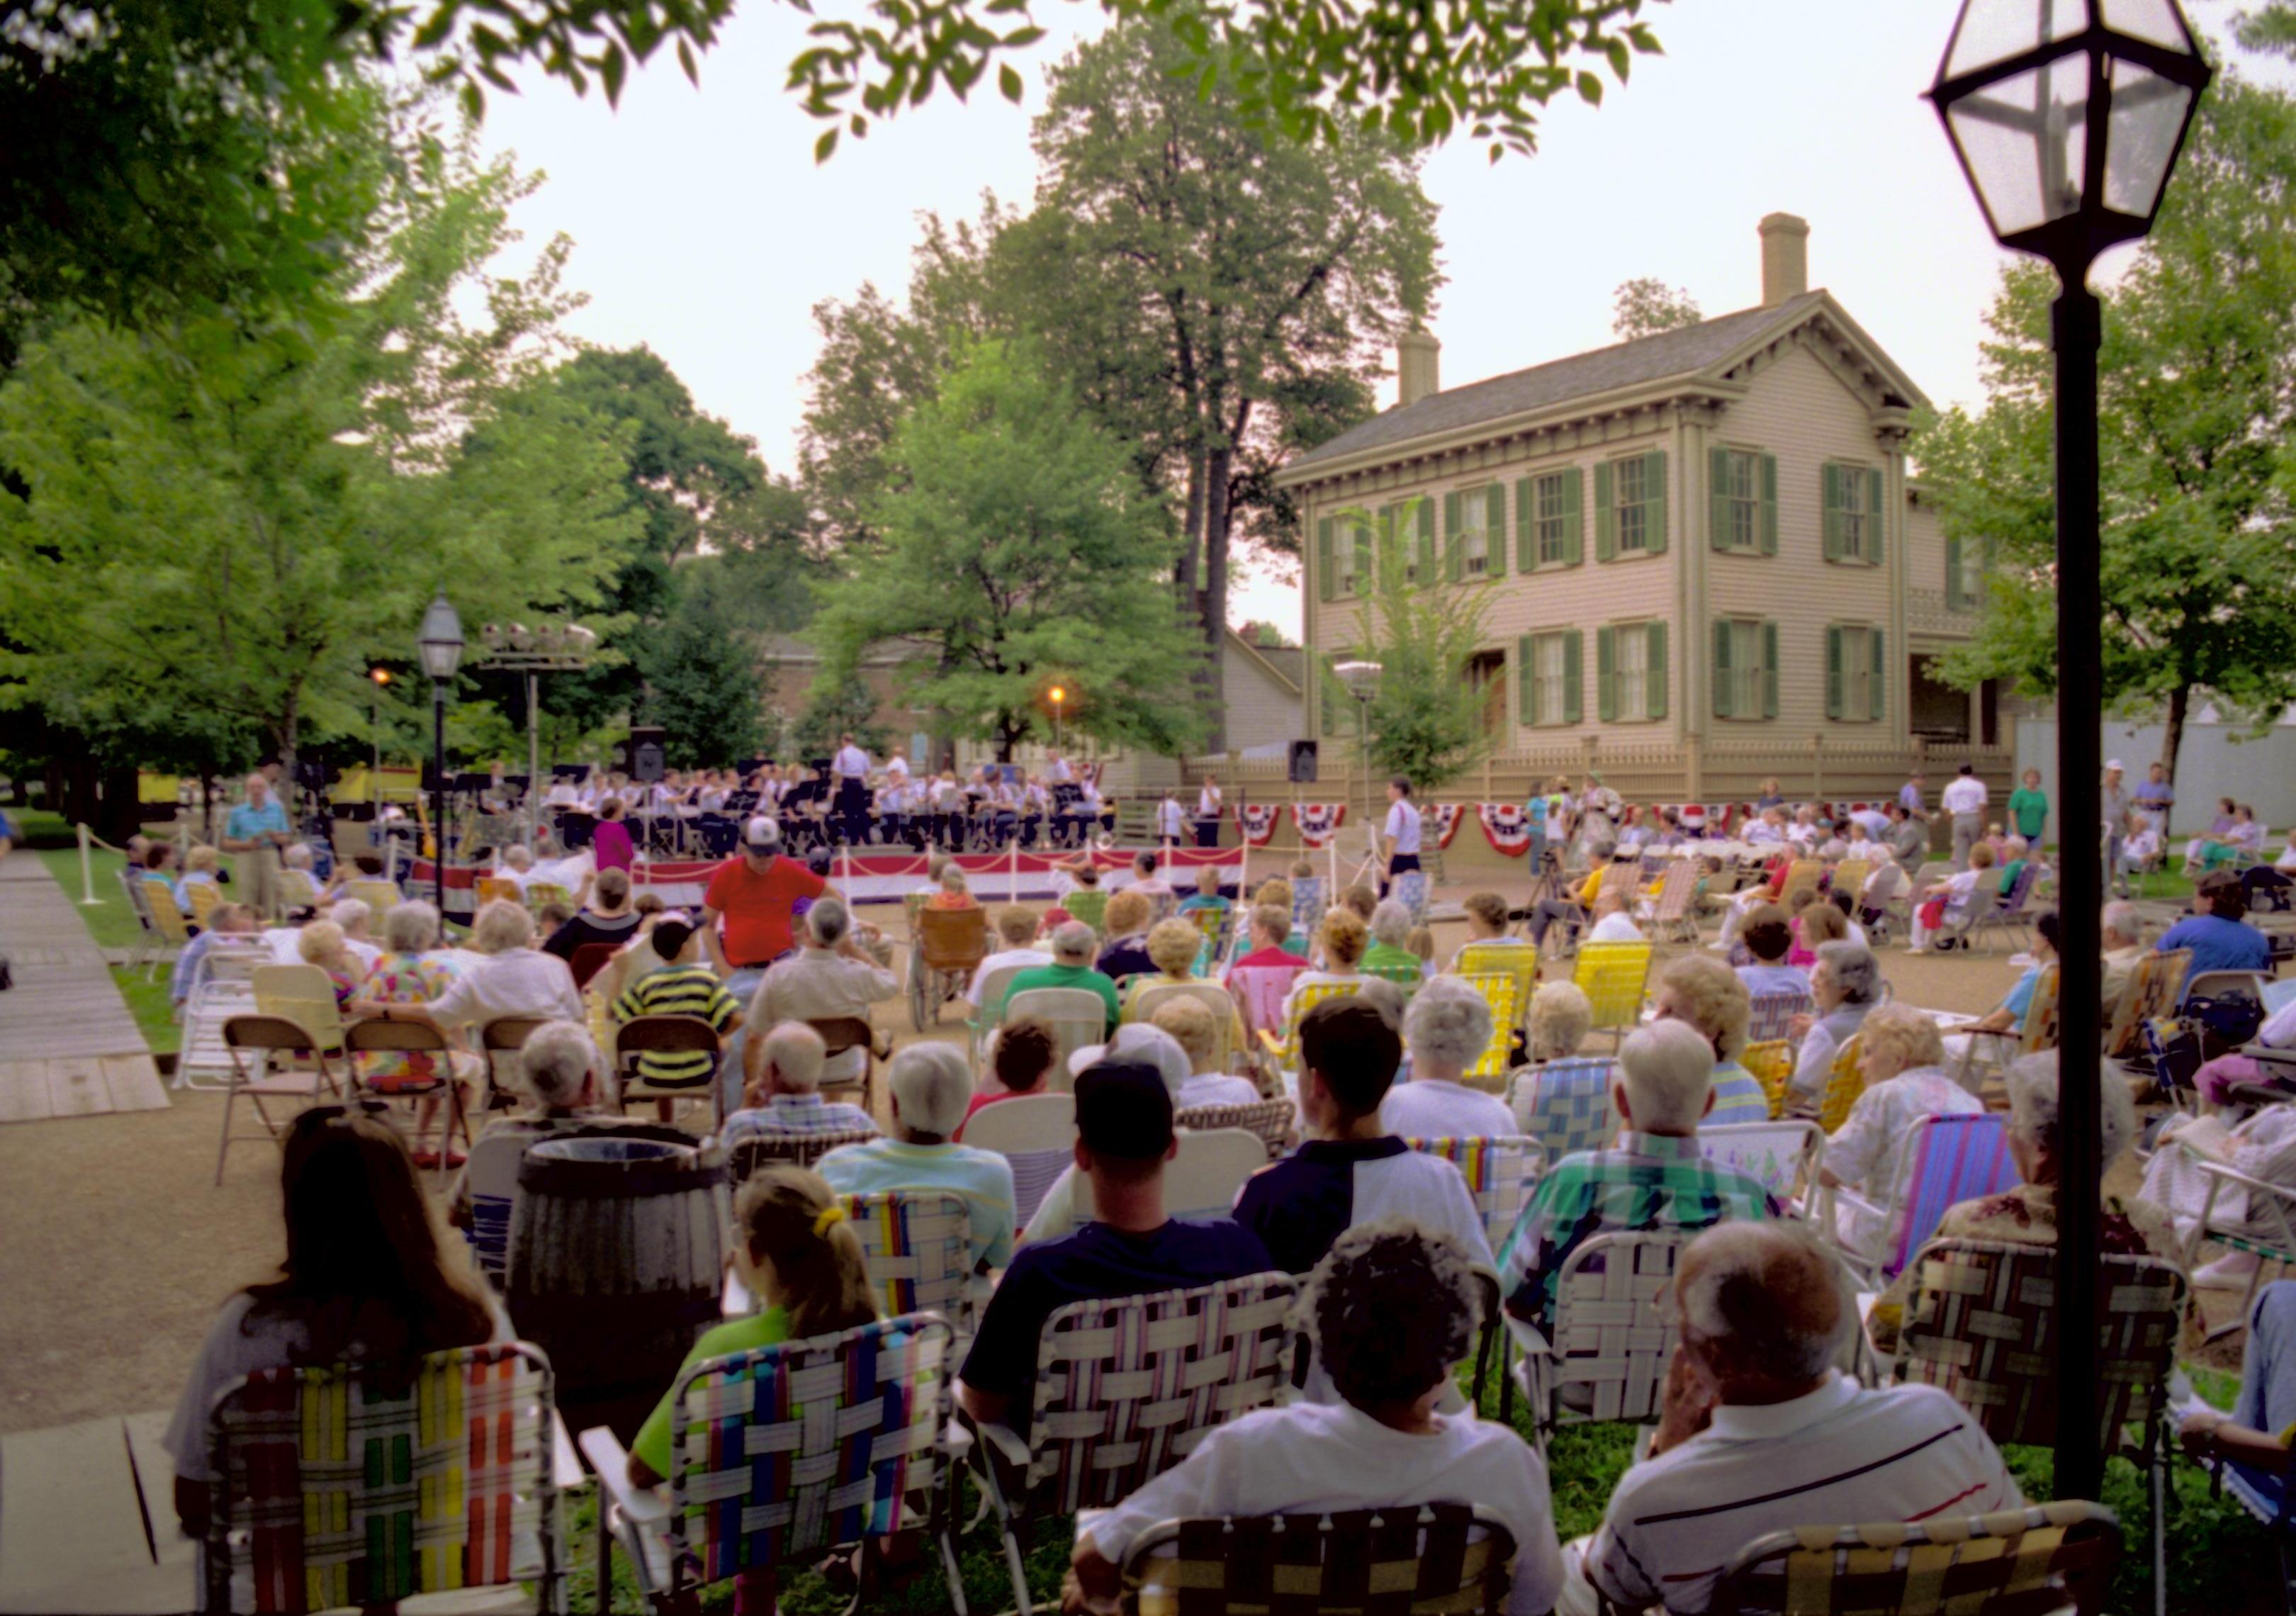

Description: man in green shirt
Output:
[2007,768,2049,844]
[994,920,1121,1034]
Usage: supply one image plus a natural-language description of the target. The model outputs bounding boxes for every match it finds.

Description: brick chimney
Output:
[1759,212,1810,307]
[1397,326,1441,408]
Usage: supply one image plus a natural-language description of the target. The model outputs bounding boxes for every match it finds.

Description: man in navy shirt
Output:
[1234,998,1494,1275]
[957,1062,1273,1433]
[2159,871,2274,994]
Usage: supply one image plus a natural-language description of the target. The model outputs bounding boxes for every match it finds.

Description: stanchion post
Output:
[77,822,101,905]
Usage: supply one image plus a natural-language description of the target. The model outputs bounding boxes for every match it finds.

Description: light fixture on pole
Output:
[417,593,465,913]
[368,667,392,810]
[1926,0,2208,1503]
[1333,660,1383,861]
[1048,684,1067,753]
[479,620,597,851]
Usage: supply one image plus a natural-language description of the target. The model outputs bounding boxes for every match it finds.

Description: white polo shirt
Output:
[833,744,870,781]
[1385,799,1423,855]
[1586,1376,2019,1614]
[1158,797,1186,836]
[1084,1402,1565,1616]
[1380,1077,1515,1140]
[1941,775,1988,816]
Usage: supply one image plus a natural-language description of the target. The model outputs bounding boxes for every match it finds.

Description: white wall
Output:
[2015,712,2296,837]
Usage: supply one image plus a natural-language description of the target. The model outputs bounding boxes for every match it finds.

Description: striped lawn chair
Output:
[1746,989,1813,1048]
[1700,1118,1826,1213]
[1890,1239,2182,1615]
[843,1191,975,1338]
[1119,1505,1519,1616]
[1254,978,1363,1074]
[1712,1500,2119,1616]
[1642,860,1703,943]
[583,1316,967,1615]
[727,1126,881,1181]
[2108,948,2189,1063]
[1390,868,1431,926]
[1572,942,1653,1050]
[1742,1038,1794,1119]
[1830,1113,2020,1284]
[1361,957,1424,988]
[1404,1135,1546,1254]
[970,1273,1300,1616]
[960,1093,1076,1227]
[205,1343,561,1615]
[1953,964,2061,1097]
[1816,1034,1864,1134]
[1507,1057,1619,1161]
[1454,941,1538,1018]
[1511,1230,1692,1449]
[1063,887,1110,938]
[1176,1096,1297,1160]
[1454,970,1524,1083]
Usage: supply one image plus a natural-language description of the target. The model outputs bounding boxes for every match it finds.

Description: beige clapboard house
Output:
[1271,215,2005,807]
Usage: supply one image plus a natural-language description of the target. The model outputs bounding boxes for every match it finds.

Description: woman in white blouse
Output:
[1818,1004,1983,1259]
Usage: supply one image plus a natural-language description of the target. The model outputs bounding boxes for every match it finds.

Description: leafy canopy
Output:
[1611,276,1701,341]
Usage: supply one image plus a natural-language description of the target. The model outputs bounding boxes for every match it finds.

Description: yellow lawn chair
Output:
[1571,941,1653,1051]
[1456,971,1521,1087]
[1254,978,1363,1074]
[1742,1038,1794,1120]
[1818,1033,1864,1133]
[1454,942,1538,1021]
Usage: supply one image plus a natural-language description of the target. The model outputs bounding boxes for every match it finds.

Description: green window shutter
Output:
[1317,517,1335,602]
[1417,498,1436,583]
[1648,621,1669,721]
[1760,453,1779,556]
[1596,626,1617,722]
[1485,485,1508,578]
[1564,467,1585,566]
[1518,634,1537,725]
[1946,535,1965,608]
[1593,461,1615,562]
[1762,620,1781,719]
[1442,491,1461,583]
[1709,446,1731,552]
[1821,464,1843,561]
[1825,625,1844,720]
[1515,478,1534,573]
[1867,468,1886,567]
[1870,628,1887,722]
[1713,617,1734,719]
[1644,449,1668,554]
[1357,515,1375,585]
[1563,631,1583,724]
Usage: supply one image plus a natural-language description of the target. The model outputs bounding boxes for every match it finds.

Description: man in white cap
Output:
[701,816,828,986]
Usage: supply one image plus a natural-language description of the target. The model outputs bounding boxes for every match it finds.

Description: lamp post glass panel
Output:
[417,594,465,911]
[1926,0,2208,1503]
[1334,660,1382,853]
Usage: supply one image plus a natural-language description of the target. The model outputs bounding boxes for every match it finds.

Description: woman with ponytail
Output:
[628,1166,879,1486]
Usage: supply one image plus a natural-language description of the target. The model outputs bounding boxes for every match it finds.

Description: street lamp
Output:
[1926,0,2209,1503]
[1333,660,1383,860]
[368,667,392,811]
[417,593,465,911]
[1047,685,1067,754]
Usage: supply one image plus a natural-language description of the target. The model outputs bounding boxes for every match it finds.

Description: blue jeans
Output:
[719,966,767,1115]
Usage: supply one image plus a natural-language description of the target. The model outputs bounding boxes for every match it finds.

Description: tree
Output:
[1913,74,2296,782]
[0,112,638,785]
[1238,621,1298,649]
[808,339,1205,761]
[1012,23,1441,748]
[1611,277,1701,341]
[640,585,767,766]
[1319,498,1493,790]
[790,676,893,763]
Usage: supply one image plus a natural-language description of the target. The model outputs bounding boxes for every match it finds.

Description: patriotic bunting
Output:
[1236,804,1281,847]
[1429,802,1465,850]
[1292,803,1346,848]
[1477,802,1536,856]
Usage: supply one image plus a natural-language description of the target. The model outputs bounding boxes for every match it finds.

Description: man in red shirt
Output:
[703,817,831,1113]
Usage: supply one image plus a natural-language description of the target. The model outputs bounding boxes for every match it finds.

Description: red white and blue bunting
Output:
[1429,802,1465,850]
[1477,802,1536,856]
[1292,803,1347,848]
[1235,804,1281,847]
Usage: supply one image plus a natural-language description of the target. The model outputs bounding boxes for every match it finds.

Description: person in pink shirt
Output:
[1224,902,1310,1045]
[591,797,636,874]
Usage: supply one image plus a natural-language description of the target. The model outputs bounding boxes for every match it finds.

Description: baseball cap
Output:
[1074,1062,1176,1160]
[2105,759,2126,773]
[1068,1022,1190,1094]
[742,816,781,849]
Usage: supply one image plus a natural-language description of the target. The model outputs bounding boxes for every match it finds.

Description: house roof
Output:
[1283,291,1925,483]
[1223,627,1304,696]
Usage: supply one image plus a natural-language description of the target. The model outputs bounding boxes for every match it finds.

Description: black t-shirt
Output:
[541,910,641,959]
[960,1219,1275,1427]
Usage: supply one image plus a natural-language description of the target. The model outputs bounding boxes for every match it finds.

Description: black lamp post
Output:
[417,593,466,912]
[1926,0,2210,1503]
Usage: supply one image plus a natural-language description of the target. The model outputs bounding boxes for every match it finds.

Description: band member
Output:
[1381,775,1422,897]
[1157,787,1186,853]
[1195,774,1224,849]
[831,733,873,845]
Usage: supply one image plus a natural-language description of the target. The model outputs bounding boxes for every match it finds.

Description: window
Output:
[1616,454,1649,552]
[1947,535,1986,610]
[1616,625,1648,717]
[1599,622,1668,723]
[1712,617,1775,721]
[1534,634,1568,722]
[1828,624,1886,722]
[1459,494,1490,576]
[1519,629,1581,726]
[1718,449,1760,550]
[1595,450,1667,560]
[1335,522,1359,596]
[1823,464,1885,565]
[1535,472,1573,565]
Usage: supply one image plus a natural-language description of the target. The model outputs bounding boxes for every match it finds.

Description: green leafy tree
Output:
[640,585,766,766]
[1321,498,1493,791]
[0,113,638,785]
[809,339,1204,761]
[790,677,893,763]
[1611,277,1701,340]
[1238,620,1297,649]
[1913,74,2296,780]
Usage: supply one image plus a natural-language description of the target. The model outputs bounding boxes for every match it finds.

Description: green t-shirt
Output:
[1360,941,1424,982]
[2007,787,2049,840]
[631,1305,792,1478]
[995,960,1122,1034]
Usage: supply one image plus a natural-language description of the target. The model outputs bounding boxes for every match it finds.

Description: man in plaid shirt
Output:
[1499,1019,1777,1332]
[718,1021,877,1155]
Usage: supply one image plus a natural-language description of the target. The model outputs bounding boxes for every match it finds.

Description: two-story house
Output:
[1273,215,2005,807]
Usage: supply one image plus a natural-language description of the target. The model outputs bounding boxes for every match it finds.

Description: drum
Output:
[505,1135,726,1442]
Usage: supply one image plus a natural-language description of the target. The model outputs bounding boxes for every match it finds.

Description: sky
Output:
[470,1,2277,637]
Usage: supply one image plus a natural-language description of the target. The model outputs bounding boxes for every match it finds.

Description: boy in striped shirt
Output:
[610,917,743,1093]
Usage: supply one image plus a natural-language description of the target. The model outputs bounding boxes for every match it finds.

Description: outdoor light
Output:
[1333,661,1383,850]
[1927,0,2209,1505]
[1048,685,1066,705]
[417,593,466,683]
[369,667,391,687]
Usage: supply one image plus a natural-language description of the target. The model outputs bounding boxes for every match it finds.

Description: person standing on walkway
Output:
[831,732,872,846]
[1941,763,1988,872]
[1381,776,1422,899]
[222,771,294,920]
[2101,760,2134,898]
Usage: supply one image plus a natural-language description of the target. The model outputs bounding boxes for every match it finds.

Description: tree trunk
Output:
[96,763,140,844]
[2159,683,2189,785]
[1200,441,1234,755]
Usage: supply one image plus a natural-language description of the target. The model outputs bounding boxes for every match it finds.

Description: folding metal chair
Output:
[213,1014,349,1184]
[343,1016,472,1186]
[612,1014,726,1128]
[808,1013,889,1116]
[481,1014,553,1111]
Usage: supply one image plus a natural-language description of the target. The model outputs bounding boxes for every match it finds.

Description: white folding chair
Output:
[1072,1128,1265,1223]
[958,1092,1077,1229]
[1004,987,1109,1092]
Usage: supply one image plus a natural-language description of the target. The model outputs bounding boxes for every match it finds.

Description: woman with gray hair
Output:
[1867,1050,2176,1350]
[444,1019,605,1226]
[1789,941,1884,1097]
[364,897,583,1043]
[1383,976,1513,1139]
[1360,899,1423,985]
[1816,1004,1983,1260]
[815,1043,1016,1272]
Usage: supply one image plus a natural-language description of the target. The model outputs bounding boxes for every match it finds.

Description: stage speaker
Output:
[1288,740,1318,783]
[623,727,667,782]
